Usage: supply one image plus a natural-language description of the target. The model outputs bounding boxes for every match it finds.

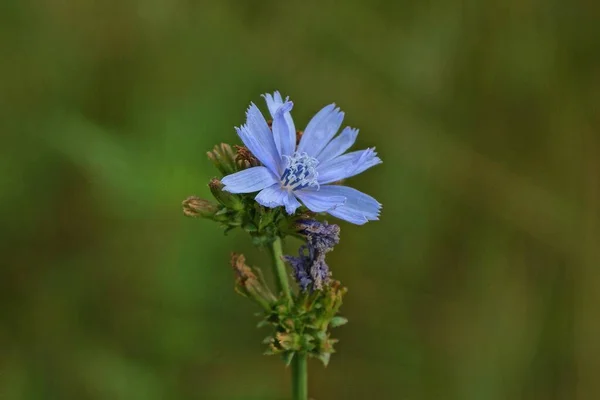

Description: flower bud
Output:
[231,253,276,310]
[182,196,219,218]
[207,143,237,175]
[209,178,244,210]
[234,145,260,170]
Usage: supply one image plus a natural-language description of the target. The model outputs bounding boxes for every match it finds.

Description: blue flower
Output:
[221,91,382,225]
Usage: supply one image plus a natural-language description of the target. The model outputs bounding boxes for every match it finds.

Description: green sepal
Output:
[330,316,348,328]
[282,351,295,367]
[242,222,258,233]
[317,352,331,367]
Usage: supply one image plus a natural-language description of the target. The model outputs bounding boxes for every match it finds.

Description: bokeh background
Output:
[2,1,599,399]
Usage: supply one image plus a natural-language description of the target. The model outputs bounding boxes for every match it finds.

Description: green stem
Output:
[269,238,307,399]
[292,353,308,400]
[269,236,292,302]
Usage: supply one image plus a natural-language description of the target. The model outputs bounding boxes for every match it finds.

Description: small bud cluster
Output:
[184,143,299,241]
[207,143,237,175]
[261,281,347,366]
[234,145,260,170]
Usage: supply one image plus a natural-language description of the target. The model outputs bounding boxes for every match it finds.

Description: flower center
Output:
[281,152,319,191]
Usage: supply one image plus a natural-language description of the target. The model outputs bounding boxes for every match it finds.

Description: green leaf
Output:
[330,316,348,328]
[282,351,295,367]
[243,222,258,232]
[257,320,270,328]
[317,352,331,367]
[262,336,273,345]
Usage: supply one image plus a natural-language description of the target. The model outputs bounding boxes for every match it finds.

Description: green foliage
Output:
[261,281,347,367]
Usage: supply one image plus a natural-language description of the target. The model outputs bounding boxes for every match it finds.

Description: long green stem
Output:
[269,236,292,302]
[269,238,307,399]
[271,237,308,400]
[292,353,308,400]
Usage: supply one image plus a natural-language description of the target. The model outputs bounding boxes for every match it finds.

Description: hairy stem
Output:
[292,353,308,400]
[269,236,292,302]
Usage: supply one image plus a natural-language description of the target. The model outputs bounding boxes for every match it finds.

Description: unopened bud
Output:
[275,332,301,352]
[182,196,219,218]
[209,178,244,210]
[234,145,260,170]
[207,143,237,175]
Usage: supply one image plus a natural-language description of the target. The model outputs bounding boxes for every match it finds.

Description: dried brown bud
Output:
[182,196,218,218]
[231,253,276,310]
[231,253,258,284]
[234,145,260,169]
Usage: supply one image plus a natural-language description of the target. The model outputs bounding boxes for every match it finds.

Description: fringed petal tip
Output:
[275,101,293,115]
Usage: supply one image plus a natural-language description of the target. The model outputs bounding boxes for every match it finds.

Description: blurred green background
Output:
[1,1,599,399]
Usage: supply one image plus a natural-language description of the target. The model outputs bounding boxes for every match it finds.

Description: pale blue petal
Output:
[221,166,279,194]
[297,104,344,157]
[255,184,288,209]
[237,103,282,174]
[263,91,296,146]
[255,184,302,214]
[294,190,346,212]
[272,101,296,158]
[263,91,284,116]
[317,148,382,184]
[328,207,369,225]
[283,192,302,214]
[313,185,381,223]
[315,127,359,162]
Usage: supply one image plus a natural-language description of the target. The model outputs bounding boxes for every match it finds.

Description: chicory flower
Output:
[221,91,382,225]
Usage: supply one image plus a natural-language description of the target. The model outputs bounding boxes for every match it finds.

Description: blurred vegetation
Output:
[1,0,599,399]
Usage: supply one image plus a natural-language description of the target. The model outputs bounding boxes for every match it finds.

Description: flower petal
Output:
[263,91,284,116]
[328,207,369,225]
[263,91,296,149]
[272,101,296,158]
[255,184,289,209]
[283,191,302,214]
[315,127,359,162]
[221,166,279,193]
[294,190,346,212]
[314,185,381,223]
[255,184,302,214]
[297,104,344,157]
[317,148,382,184]
[236,103,282,174]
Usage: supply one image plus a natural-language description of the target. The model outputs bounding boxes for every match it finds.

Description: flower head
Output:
[285,220,340,291]
[221,91,382,225]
